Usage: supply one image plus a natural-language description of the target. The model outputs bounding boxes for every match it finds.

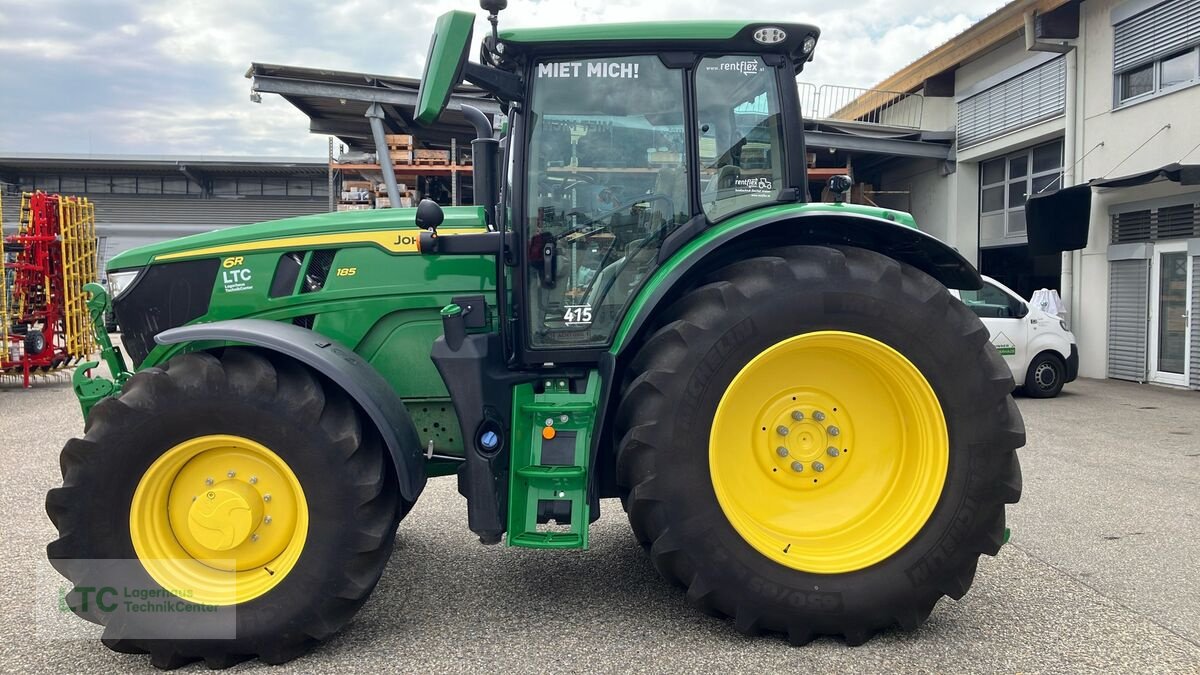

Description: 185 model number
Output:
[563,305,593,326]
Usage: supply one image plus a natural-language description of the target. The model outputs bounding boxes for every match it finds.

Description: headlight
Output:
[107,269,142,298]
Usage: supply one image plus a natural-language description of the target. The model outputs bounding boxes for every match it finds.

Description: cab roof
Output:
[497,21,820,65]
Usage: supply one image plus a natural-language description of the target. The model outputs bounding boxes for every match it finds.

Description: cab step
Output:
[507,371,601,550]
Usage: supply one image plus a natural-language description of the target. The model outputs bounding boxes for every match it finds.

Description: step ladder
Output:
[507,371,600,549]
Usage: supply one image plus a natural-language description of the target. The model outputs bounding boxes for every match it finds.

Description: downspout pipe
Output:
[365,102,402,207]
[1025,10,1076,325]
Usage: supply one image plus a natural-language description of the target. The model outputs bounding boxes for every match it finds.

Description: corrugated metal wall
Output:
[1113,0,1200,74]
[957,56,1066,150]
[94,195,328,226]
[3,193,326,231]
[2,192,330,273]
[1192,256,1200,390]
[1107,259,1151,381]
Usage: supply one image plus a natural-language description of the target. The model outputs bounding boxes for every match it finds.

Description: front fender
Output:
[156,319,425,501]
[611,205,983,356]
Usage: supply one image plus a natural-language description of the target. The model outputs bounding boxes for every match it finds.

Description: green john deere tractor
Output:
[47,2,1023,668]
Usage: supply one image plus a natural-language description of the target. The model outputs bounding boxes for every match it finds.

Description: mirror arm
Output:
[463,62,524,103]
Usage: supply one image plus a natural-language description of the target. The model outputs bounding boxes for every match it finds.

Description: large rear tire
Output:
[616,245,1023,644]
[46,348,404,668]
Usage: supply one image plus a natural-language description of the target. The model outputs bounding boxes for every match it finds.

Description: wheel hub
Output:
[187,480,263,552]
[762,398,852,490]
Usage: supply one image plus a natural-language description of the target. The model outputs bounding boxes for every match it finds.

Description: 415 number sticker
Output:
[563,305,593,326]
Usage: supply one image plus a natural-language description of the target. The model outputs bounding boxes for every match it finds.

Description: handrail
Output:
[798,83,924,129]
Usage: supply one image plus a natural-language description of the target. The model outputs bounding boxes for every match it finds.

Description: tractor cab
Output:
[415,6,819,364]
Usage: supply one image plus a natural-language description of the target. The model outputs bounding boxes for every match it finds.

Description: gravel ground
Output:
[1,375,1198,673]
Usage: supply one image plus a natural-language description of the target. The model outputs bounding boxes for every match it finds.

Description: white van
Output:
[952,276,1079,398]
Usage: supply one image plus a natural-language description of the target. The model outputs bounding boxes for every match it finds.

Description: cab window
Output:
[523,55,689,349]
[959,280,1026,319]
[694,56,786,221]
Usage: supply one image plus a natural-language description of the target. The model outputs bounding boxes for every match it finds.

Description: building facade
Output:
[863,0,1199,390]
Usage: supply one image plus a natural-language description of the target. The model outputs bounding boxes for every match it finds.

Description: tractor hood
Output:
[107,205,488,271]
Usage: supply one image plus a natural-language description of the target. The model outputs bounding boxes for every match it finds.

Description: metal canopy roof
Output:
[0,153,328,183]
[246,63,502,152]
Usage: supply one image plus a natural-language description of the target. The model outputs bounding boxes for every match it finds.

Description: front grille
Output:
[112,259,219,366]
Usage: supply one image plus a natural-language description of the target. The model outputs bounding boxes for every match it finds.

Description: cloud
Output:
[0,0,1004,156]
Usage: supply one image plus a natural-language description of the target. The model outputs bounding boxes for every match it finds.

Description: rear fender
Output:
[156,319,425,501]
[612,209,983,358]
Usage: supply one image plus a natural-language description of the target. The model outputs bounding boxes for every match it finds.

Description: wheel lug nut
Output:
[791,410,804,421]
[776,425,789,436]
[813,411,825,422]
[827,425,840,436]
[227,470,236,478]
[251,533,259,542]
[249,476,258,485]
[776,446,789,457]
[264,515,272,525]
[827,447,840,457]
[791,461,804,472]
[263,494,272,503]
[204,477,214,486]
[812,461,825,472]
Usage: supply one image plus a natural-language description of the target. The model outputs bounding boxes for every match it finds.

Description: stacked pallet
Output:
[337,179,373,211]
[385,135,414,164]
[374,182,418,209]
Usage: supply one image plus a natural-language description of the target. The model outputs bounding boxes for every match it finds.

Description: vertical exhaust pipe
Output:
[462,105,499,229]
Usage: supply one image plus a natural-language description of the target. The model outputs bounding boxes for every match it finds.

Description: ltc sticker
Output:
[221,265,253,293]
[991,331,1016,356]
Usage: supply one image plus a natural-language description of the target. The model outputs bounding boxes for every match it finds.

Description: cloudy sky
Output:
[0,0,1004,158]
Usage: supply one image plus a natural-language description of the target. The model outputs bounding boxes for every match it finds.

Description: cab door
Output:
[515,54,694,362]
[957,278,1030,380]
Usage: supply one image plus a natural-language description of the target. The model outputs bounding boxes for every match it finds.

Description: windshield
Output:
[523,55,690,350]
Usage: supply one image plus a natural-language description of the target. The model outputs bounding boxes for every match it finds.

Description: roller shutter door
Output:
[1108,259,1150,381]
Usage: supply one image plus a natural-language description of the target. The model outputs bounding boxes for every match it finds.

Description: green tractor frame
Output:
[47,3,1023,669]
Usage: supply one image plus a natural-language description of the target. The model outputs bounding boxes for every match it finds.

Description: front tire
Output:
[616,245,1024,644]
[46,348,403,668]
[1024,352,1066,398]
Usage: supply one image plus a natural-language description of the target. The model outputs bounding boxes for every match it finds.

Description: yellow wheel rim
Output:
[709,331,948,574]
[130,435,308,605]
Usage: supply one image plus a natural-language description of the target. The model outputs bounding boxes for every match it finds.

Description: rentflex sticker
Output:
[991,331,1016,356]
[733,176,774,198]
[705,60,761,76]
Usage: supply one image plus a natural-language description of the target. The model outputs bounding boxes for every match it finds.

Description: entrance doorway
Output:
[1149,242,1192,386]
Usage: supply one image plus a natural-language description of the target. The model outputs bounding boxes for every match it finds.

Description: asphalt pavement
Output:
[1,375,1198,673]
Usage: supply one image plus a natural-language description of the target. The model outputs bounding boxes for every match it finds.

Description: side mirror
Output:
[480,0,507,11]
[415,199,445,233]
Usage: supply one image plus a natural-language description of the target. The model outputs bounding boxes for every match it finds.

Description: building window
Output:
[1113,0,1200,105]
[980,140,1063,238]
[1118,48,1199,103]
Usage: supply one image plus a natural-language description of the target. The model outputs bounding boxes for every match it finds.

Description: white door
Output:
[958,279,1030,381]
[1149,242,1192,386]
